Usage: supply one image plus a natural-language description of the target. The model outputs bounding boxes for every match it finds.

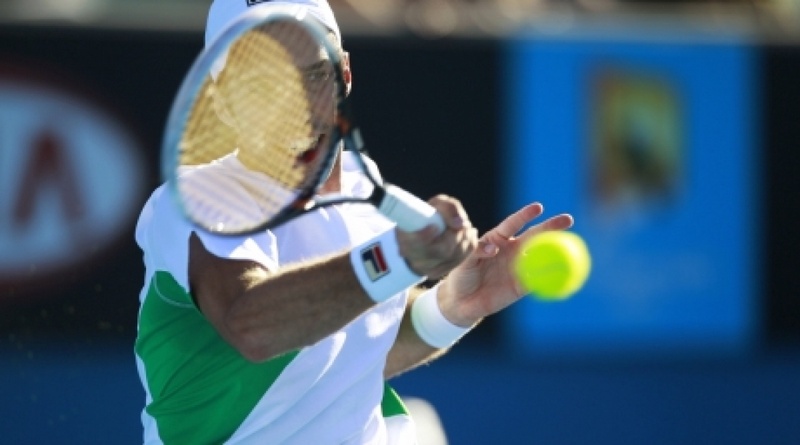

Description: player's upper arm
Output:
[187,232,271,351]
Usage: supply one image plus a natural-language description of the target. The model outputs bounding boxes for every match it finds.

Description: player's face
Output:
[296,43,336,167]
[269,24,340,174]
[213,24,346,181]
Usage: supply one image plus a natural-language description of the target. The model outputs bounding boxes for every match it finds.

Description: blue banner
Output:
[502,30,760,360]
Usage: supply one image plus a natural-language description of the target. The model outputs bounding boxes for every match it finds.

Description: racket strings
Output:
[177,22,331,232]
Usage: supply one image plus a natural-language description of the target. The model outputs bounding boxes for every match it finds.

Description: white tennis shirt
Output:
[134,151,416,444]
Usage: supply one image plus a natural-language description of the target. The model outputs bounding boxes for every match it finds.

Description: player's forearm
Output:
[384,282,484,378]
[222,252,374,362]
[383,287,449,379]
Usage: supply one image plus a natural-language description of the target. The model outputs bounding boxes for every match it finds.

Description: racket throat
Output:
[367,185,386,208]
[340,125,365,153]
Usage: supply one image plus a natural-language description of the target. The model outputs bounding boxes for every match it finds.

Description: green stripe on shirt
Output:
[381,384,410,418]
[135,271,299,444]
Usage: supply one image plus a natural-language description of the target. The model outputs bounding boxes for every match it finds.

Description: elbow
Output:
[235,338,274,364]
[223,316,282,363]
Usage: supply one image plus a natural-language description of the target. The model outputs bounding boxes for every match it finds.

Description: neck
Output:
[317,153,342,194]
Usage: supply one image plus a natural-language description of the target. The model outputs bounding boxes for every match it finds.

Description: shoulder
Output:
[340,151,382,198]
[135,184,179,245]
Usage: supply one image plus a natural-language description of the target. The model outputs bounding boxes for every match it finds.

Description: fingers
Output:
[396,195,478,278]
[493,202,544,239]
[476,238,500,257]
[404,194,468,244]
[428,194,469,231]
[426,195,478,277]
[475,202,544,258]
[520,213,574,238]
[473,203,574,260]
[395,197,576,278]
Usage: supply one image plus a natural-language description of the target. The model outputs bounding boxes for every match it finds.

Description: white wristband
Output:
[411,284,471,349]
[351,229,426,303]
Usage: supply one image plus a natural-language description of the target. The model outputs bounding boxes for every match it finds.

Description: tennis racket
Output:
[161,4,445,235]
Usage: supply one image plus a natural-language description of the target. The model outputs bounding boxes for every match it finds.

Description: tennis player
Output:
[133,0,574,443]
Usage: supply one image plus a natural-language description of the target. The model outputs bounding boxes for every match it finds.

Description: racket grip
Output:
[379,185,446,234]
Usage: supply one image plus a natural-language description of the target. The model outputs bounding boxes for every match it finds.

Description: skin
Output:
[189,35,574,378]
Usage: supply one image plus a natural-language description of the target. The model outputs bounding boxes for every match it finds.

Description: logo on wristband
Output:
[361,242,389,281]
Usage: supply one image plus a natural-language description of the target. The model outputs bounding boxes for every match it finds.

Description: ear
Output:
[342,51,352,96]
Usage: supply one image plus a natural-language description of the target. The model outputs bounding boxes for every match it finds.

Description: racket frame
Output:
[162,6,348,233]
[162,5,442,235]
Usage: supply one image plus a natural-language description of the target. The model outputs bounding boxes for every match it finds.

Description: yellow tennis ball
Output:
[514,231,591,301]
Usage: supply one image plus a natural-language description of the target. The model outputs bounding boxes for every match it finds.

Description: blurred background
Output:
[1,0,799,443]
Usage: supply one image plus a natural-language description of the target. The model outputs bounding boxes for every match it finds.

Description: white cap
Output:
[205,0,341,48]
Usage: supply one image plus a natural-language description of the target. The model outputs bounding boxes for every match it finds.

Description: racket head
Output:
[161,5,349,235]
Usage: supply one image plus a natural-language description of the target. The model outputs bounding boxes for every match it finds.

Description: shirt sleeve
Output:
[135,185,279,295]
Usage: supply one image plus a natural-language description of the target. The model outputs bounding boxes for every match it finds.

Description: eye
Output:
[305,67,332,83]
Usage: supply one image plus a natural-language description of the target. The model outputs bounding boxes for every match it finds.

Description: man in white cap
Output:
[133,1,574,444]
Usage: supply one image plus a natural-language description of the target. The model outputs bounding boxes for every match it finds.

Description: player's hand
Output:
[436,203,574,327]
[395,195,478,280]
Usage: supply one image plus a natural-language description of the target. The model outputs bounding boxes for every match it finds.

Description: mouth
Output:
[295,134,325,165]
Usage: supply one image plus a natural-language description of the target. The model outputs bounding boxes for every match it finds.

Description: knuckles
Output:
[396,194,478,277]
[397,219,478,278]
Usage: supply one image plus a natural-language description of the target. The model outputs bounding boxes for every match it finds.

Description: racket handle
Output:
[379,185,446,234]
